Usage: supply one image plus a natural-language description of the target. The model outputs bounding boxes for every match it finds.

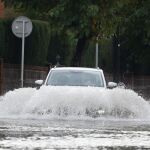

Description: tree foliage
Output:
[117,0,150,74]
[2,1,128,46]
[2,0,150,74]
[2,0,122,36]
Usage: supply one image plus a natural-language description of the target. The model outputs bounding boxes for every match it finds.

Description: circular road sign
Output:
[12,16,33,38]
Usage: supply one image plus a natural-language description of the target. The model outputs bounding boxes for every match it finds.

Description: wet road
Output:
[0,118,150,150]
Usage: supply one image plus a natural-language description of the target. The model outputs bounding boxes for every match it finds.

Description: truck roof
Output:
[51,67,103,72]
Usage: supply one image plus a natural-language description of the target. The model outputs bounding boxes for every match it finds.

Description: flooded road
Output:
[0,87,150,149]
[0,118,150,149]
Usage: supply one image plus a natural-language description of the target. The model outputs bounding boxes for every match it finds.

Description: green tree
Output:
[2,0,129,66]
[116,0,150,74]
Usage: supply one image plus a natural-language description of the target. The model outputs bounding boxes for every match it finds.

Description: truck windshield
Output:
[46,70,104,87]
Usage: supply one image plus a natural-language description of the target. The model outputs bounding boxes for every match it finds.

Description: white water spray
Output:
[0,86,150,119]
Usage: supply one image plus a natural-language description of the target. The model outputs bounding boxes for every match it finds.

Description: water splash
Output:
[0,86,150,119]
[0,88,36,115]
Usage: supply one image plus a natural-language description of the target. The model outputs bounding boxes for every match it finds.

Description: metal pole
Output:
[118,43,120,81]
[95,37,98,68]
[21,20,25,88]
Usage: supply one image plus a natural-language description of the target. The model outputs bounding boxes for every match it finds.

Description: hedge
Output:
[0,18,76,66]
[25,20,50,65]
[0,19,50,65]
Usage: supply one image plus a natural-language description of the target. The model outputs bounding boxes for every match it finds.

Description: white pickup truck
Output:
[35,67,117,88]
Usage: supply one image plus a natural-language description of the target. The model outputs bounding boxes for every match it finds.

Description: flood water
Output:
[0,87,150,149]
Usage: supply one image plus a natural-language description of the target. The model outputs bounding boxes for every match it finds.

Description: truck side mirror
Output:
[35,80,43,85]
[107,82,117,89]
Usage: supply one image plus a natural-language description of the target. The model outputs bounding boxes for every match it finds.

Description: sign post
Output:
[96,41,98,68]
[95,36,99,68]
[12,16,32,88]
[21,20,25,88]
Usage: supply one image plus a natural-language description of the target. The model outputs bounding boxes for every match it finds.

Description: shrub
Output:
[0,18,50,65]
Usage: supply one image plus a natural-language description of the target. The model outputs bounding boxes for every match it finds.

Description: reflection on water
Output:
[0,118,150,149]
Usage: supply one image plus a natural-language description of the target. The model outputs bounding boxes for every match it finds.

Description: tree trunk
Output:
[72,35,87,66]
